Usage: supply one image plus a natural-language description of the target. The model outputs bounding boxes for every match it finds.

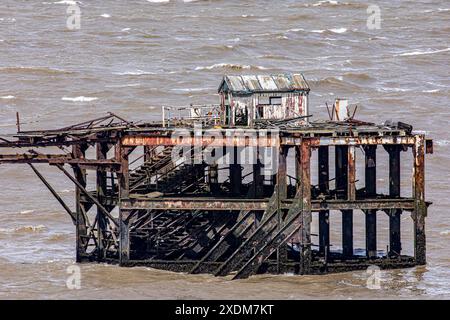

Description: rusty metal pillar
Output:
[277,146,288,200]
[299,140,312,274]
[364,145,377,258]
[230,147,242,195]
[385,145,402,257]
[336,145,353,258]
[276,146,289,273]
[73,143,89,262]
[413,135,426,265]
[318,146,330,256]
[116,139,130,265]
[96,142,110,259]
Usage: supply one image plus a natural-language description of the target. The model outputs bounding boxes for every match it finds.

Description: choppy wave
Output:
[0,95,15,99]
[0,225,46,234]
[195,63,268,71]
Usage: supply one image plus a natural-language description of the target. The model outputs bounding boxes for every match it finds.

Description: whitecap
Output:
[20,209,35,214]
[0,95,15,99]
[394,48,450,57]
[0,225,46,234]
[53,0,82,4]
[147,0,170,2]
[100,14,111,18]
[376,87,411,93]
[62,96,98,102]
[113,70,155,76]
[313,0,339,6]
[194,63,268,71]
[330,27,347,34]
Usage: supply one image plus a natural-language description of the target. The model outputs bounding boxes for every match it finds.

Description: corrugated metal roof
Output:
[219,73,309,94]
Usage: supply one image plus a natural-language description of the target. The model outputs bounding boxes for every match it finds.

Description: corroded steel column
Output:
[318,146,330,256]
[336,145,353,258]
[96,142,110,259]
[299,140,312,274]
[116,139,130,265]
[364,145,377,258]
[413,135,426,265]
[73,143,89,262]
[387,145,402,257]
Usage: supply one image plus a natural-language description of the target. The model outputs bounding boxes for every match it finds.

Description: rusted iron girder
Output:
[0,153,122,171]
[122,134,420,148]
[120,198,416,211]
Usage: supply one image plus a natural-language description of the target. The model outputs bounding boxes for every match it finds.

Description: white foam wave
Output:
[62,96,98,102]
[0,95,15,99]
[329,27,347,34]
[113,70,155,76]
[53,0,82,4]
[312,0,339,6]
[19,209,35,214]
[0,225,46,234]
[394,48,450,57]
[195,63,268,71]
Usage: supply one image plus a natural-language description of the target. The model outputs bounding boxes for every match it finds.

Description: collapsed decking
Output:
[0,73,433,279]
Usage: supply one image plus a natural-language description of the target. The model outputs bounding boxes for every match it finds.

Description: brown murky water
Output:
[0,0,449,299]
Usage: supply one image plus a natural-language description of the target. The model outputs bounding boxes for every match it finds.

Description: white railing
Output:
[161,104,221,127]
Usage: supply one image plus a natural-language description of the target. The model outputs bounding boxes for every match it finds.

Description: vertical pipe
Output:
[387,145,402,257]
[336,146,353,258]
[364,145,377,258]
[318,146,330,256]
[413,135,426,265]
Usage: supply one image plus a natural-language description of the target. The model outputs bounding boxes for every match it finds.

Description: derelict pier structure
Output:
[0,74,432,279]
